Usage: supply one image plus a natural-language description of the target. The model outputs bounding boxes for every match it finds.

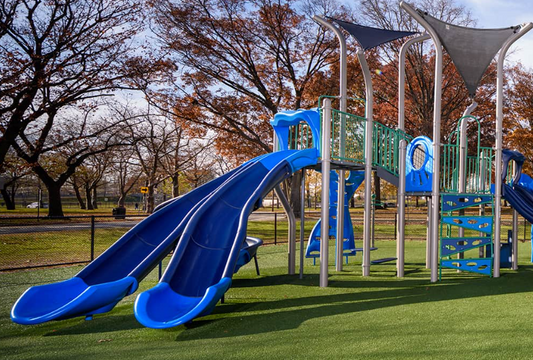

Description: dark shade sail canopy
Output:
[419,9,519,97]
[329,18,417,50]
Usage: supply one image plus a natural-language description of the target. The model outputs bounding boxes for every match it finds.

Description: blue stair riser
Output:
[440,237,492,257]
[441,259,493,276]
[441,216,493,234]
[441,194,493,212]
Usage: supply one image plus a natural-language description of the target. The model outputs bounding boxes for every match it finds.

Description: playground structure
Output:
[10,3,533,329]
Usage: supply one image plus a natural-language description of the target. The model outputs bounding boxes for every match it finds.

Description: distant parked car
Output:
[26,202,48,209]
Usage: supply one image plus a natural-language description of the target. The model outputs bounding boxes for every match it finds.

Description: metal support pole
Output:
[398,34,430,131]
[313,15,348,273]
[336,171,345,271]
[426,197,432,269]
[397,33,429,278]
[274,212,278,245]
[320,98,332,287]
[401,2,444,283]
[274,185,296,275]
[371,195,375,249]
[512,209,518,270]
[397,140,407,277]
[457,102,478,268]
[358,49,374,277]
[494,22,533,278]
[90,215,95,261]
[300,169,305,279]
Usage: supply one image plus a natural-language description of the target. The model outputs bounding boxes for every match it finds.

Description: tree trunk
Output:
[373,171,381,206]
[172,173,179,197]
[46,183,64,217]
[1,188,15,210]
[73,183,86,209]
[92,186,98,209]
[147,186,155,213]
[289,172,302,218]
[85,186,93,210]
[117,192,126,207]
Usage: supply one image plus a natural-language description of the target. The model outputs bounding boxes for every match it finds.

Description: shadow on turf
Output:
[175,265,533,341]
[43,314,143,336]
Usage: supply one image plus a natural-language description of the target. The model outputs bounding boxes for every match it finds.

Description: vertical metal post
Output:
[397,140,407,277]
[494,23,533,277]
[398,34,430,131]
[479,152,487,257]
[358,49,374,277]
[300,169,305,279]
[426,196,432,269]
[320,98,332,287]
[90,215,95,261]
[371,195,376,249]
[397,34,429,278]
[512,209,518,270]
[312,15,347,273]
[524,218,527,241]
[37,188,41,220]
[274,185,296,275]
[401,1,444,282]
[274,212,278,245]
[336,171,345,271]
[458,103,477,267]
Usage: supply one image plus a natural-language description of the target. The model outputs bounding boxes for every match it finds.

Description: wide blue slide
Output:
[12,108,321,328]
[134,148,318,328]
[10,160,264,325]
[134,109,320,328]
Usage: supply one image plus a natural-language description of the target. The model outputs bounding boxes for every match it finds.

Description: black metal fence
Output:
[0,215,147,271]
[0,209,529,272]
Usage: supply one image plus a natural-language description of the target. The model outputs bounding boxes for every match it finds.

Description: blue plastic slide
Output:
[134,148,318,328]
[499,149,533,223]
[10,160,267,325]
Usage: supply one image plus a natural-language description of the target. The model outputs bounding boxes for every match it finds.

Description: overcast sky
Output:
[456,0,533,68]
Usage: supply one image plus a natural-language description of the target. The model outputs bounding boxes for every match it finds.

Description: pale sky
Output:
[456,0,533,68]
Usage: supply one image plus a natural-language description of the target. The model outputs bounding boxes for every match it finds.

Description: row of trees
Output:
[2,0,533,217]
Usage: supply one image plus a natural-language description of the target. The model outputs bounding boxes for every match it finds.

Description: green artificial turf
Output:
[2,240,533,359]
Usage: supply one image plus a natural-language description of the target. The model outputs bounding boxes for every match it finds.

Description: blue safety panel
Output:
[135,149,319,329]
[440,236,492,257]
[406,136,433,193]
[441,215,493,234]
[441,194,493,212]
[441,259,493,276]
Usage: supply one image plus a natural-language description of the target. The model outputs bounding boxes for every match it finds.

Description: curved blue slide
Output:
[305,170,364,259]
[10,159,268,325]
[134,148,318,328]
[499,149,533,223]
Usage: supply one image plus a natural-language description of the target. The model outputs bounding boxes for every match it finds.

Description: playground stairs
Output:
[439,193,494,279]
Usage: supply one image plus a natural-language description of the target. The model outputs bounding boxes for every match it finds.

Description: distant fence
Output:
[0,215,147,271]
[0,209,529,272]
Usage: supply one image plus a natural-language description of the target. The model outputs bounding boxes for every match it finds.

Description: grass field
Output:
[2,239,533,359]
